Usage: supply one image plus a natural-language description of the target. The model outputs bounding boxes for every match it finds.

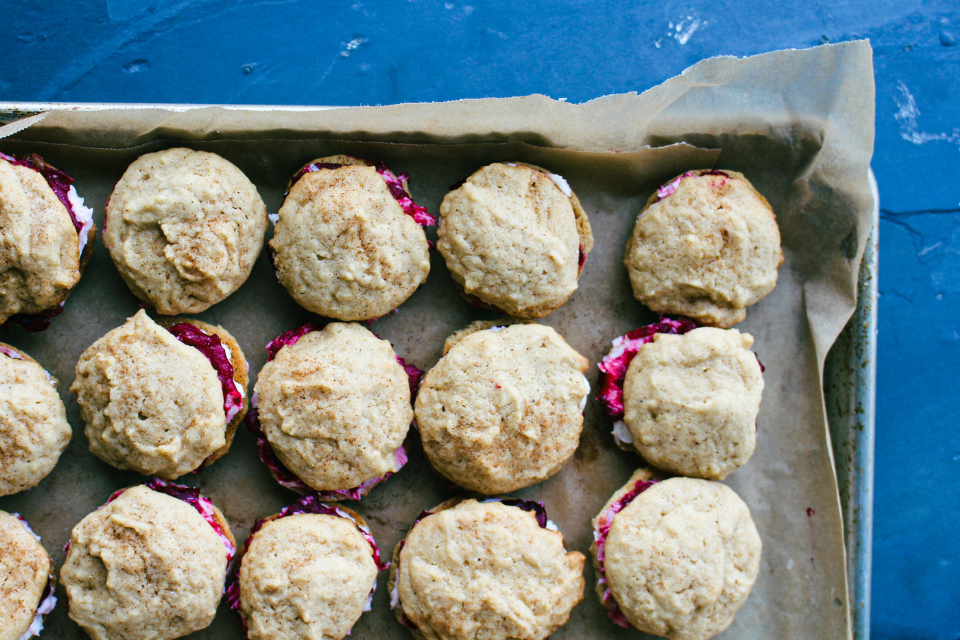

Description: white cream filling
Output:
[0,347,23,360]
[66,185,94,255]
[486,326,505,332]
[268,213,279,226]
[545,520,559,531]
[547,172,572,197]
[12,513,41,541]
[612,420,634,446]
[579,375,590,412]
[390,580,401,609]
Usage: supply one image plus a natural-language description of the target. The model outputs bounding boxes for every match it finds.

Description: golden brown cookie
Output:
[235,497,384,640]
[438,162,593,318]
[60,482,234,640]
[591,471,761,640]
[104,148,267,314]
[624,170,782,327]
[0,343,71,496]
[415,322,589,494]
[622,327,763,480]
[390,498,584,640]
[253,322,412,493]
[271,155,431,321]
[0,152,95,330]
[72,310,248,479]
[0,511,56,640]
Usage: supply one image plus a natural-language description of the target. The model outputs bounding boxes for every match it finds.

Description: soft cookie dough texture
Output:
[625,170,782,327]
[598,474,761,640]
[239,513,378,640]
[255,322,412,491]
[272,156,430,321]
[72,310,233,479]
[0,157,80,323]
[0,344,71,496]
[438,162,593,318]
[0,510,53,640]
[393,499,584,640]
[61,485,231,640]
[104,148,267,314]
[623,327,763,480]
[415,322,589,494]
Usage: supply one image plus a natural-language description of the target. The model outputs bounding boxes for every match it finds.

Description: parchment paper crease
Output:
[0,41,873,640]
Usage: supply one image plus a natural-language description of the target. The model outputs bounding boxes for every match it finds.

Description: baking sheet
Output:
[0,40,874,640]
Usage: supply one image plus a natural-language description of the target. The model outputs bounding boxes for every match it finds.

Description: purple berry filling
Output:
[0,345,22,359]
[264,322,325,361]
[167,323,244,424]
[0,301,65,334]
[596,316,698,422]
[396,354,424,400]
[593,477,660,628]
[578,244,587,274]
[288,157,435,227]
[227,495,387,636]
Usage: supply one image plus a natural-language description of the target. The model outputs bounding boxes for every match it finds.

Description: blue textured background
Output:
[2,1,959,637]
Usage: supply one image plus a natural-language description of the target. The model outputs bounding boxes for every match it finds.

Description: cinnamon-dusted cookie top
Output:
[60,483,234,640]
[254,322,412,492]
[624,170,782,327]
[0,343,71,496]
[594,474,761,640]
[72,310,247,479]
[271,155,431,321]
[438,162,593,318]
[622,327,763,480]
[415,322,589,494]
[0,511,55,640]
[391,498,584,640]
[0,153,95,327]
[237,508,380,640]
[104,148,267,314]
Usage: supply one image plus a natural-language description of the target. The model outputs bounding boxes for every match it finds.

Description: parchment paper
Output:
[0,41,874,640]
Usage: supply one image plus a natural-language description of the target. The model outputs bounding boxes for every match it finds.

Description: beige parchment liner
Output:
[0,41,873,640]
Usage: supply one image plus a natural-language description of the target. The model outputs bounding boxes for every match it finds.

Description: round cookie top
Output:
[415,322,589,494]
[254,322,412,491]
[0,156,80,323]
[60,485,231,640]
[603,476,761,640]
[624,170,782,327]
[271,156,431,321]
[239,512,379,640]
[0,511,53,640]
[71,310,230,479]
[0,343,71,496]
[622,327,763,480]
[394,499,584,640]
[438,162,593,318]
[104,148,267,314]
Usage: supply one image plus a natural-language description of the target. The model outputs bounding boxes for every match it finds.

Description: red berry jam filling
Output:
[166,323,245,425]
[596,316,698,424]
[592,477,660,628]
[145,478,236,562]
[653,169,730,202]
[288,157,435,227]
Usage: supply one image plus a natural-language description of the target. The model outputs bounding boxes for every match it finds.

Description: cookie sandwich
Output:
[228,494,388,640]
[0,511,57,640]
[591,470,761,639]
[61,479,235,640]
[248,322,419,499]
[271,155,433,321]
[598,319,764,480]
[438,162,593,318]
[415,320,589,494]
[0,343,71,496]
[72,310,248,479]
[104,148,268,314]
[0,151,95,332]
[390,497,584,640]
[624,169,782,327]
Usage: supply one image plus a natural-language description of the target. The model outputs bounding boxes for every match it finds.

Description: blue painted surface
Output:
[2,1,959,637]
